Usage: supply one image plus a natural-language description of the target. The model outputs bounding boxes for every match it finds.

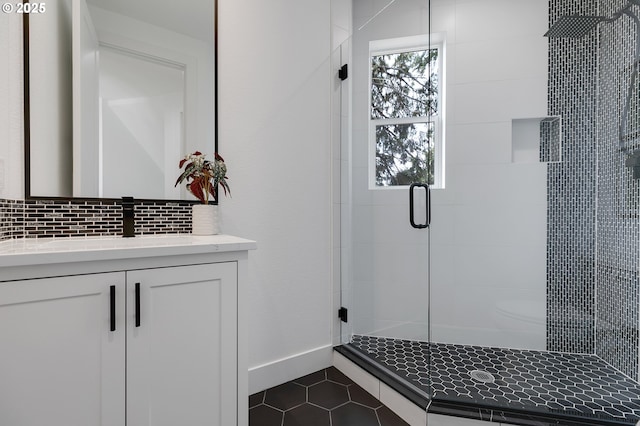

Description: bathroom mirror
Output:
[24,0,217,200]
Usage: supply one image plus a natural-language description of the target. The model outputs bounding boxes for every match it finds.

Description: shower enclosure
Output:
[338,0,640,424]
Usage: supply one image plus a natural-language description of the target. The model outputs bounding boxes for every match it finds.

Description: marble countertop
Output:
[0,234,257,268]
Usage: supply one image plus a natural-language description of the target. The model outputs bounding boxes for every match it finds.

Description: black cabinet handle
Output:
[409,183,431,229]
[135,283,141,327]
[110,285,116,332]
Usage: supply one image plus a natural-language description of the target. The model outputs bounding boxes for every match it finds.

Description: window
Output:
[370,36,443,188]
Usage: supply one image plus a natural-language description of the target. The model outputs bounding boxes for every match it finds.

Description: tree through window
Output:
[371,44,440,187]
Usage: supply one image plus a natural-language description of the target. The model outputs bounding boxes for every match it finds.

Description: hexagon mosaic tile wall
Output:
[249,367,409,426]
[350,335,640,425]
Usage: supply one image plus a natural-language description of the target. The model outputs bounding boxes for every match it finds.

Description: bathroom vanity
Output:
[0,234,256,426]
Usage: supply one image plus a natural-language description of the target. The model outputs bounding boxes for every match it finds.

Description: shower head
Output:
[544,15,606,38]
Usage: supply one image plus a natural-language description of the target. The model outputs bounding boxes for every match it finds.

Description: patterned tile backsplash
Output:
[0,198,193,240]
[0,199,15,240]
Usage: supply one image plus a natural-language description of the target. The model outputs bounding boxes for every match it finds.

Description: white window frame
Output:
[368,34,445,189]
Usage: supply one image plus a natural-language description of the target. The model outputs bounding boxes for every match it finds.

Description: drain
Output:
[470,370,496,383]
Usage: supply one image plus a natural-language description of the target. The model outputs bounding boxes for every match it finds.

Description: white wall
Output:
[0,10,24,199]
[219,0,334,393]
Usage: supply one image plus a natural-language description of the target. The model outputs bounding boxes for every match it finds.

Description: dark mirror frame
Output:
[22,0,219,204]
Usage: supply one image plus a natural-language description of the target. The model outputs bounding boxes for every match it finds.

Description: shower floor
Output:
[348,335,640,425]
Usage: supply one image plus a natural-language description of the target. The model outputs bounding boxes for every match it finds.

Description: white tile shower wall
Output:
[450,79,548,125]
[546,0,599,355]
[453,0,548,43]
[595,0,640,380]
[454,37,548,84]
[429,0,548,349]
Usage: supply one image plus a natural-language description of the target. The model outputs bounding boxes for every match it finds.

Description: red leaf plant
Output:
[175,151,231,204]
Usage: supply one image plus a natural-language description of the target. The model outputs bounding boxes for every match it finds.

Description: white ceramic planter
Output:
[192,204,219,235]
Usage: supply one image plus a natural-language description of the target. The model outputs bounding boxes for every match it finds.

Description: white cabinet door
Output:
[0,273,126,426]
[126,262,238,426]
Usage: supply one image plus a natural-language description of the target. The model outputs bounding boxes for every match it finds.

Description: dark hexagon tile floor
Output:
[249,366,409,426]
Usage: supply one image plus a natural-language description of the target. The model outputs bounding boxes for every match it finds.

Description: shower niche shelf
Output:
[512,116,562,163]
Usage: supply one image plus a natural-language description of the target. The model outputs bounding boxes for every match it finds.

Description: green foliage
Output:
[375,123,434,185]
[371,48,438,186]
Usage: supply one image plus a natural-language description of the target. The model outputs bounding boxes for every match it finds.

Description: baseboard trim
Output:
[248,344,333,394]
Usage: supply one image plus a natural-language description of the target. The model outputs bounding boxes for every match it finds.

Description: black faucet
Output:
[122,197,135,237]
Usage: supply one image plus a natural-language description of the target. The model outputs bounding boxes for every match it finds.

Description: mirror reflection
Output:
[27,0,215,200]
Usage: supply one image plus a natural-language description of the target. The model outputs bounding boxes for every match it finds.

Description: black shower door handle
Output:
[409,183,431,229]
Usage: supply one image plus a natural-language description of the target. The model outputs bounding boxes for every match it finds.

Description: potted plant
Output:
[175,151,230,235]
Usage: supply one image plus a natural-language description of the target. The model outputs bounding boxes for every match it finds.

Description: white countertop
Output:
[0,234,257,268]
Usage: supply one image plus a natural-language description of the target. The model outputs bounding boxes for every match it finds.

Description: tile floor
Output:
[249,366,410,426]
[350,335,640,425]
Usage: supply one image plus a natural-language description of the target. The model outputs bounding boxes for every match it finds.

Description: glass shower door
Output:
[343,186,431,343]
[339,0,433,395]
